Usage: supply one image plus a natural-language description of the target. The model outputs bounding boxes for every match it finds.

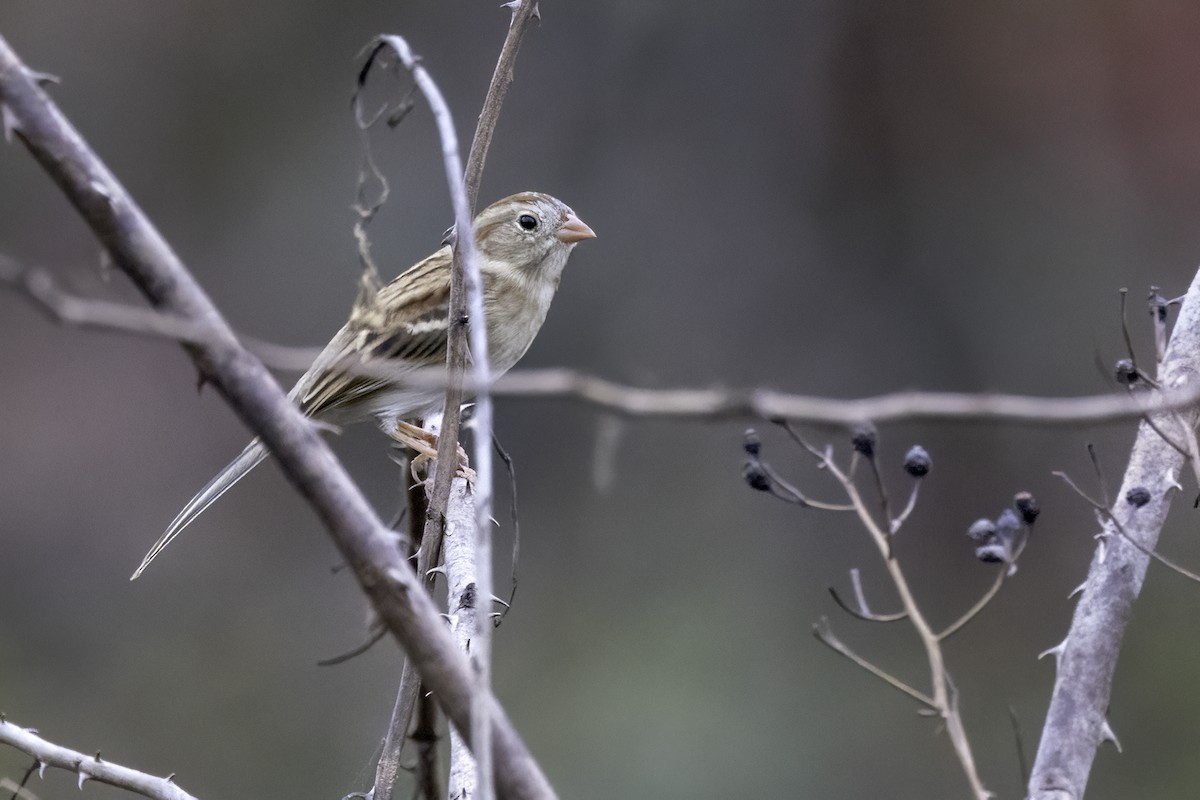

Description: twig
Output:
[0,718,198,800]
[812,618,935,707]
[7,757,39,800]
[413,691,443,800]
[1009,705,1029,788]
[758,460,854,511]
[463,0,541,209]
[12,264,1200,430]
[493,432,521,620]
[827,568,907,623]
[1053,470,1200,584]
[440,3,541,792]
[317,626,387,667]
[1029,268,1200,799]
[804,439,990,798]
[370,463,435,800]
[0,33,554,800]
[936,568,1007,641]
[890,479,921,534]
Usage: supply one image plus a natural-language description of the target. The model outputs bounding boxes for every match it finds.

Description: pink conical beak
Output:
[556,213,596,244]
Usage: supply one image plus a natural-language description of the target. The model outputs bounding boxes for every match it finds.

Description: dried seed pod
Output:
[851,424,878,459]
[1014,491,1040,525]
[903,445,931,478]
[742,461,771,492]
[1125,486,1151,508]
[1114,358,1138,386]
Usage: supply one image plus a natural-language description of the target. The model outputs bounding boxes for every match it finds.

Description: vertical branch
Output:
[444,477,481,799]
[370,8,538,795]
[1028,267,1200,799]
[463,0,542,209]
[371,473,436,800]
[459,6,537,796]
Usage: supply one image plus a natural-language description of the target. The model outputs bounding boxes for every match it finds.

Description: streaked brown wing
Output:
[295,247,453,419]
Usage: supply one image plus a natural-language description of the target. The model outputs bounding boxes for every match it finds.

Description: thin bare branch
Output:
[827,567,907,623]
[462,0,540,210]
[812,618,935,708]
[0,718,198,800]
[11,266,1200,431]
[890,479,921,534]
[1053,470,1200,584]
[0,255,215,345]
[758,460,854,511]
[827,586,908,623]
[937,569,1006,642]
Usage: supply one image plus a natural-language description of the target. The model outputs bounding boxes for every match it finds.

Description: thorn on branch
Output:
[1100,718,1122,753]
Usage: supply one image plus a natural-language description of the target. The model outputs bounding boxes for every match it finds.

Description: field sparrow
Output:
[132,191,594,579]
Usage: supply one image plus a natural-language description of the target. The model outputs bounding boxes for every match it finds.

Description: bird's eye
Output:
[518,213,539,231]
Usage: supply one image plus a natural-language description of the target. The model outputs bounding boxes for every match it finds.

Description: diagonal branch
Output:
[0,718,198,800]
[0,33,553,800]
[812,618,935,708]
[1028,266,1200,799]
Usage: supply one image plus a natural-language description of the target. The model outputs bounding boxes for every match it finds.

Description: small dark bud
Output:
[975,544,1006,564]
[995,508,1021,536]
[970,511,1020,564]
[1149,292,1168,322]
[903,445,931,478]
[742,462,771,492]
[1014,491,1040,525]
[743,429,762,457]
[967,518,996,542]
[1114,358,1138,386]
[1126,486,1151,508]
[851,424,878,458]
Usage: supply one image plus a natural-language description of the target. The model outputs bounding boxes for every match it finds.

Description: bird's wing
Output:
[295,247,454,418]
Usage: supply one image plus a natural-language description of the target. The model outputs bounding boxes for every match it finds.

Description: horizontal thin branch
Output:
[0,718,198,800]
[7,261,1200,429]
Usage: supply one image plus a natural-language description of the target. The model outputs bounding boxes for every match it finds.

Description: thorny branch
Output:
[0,718,198,800]
[362,5,539,799]
[1028,268,1200,799]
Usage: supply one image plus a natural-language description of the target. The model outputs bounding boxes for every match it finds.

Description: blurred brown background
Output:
[4,2,1200,798]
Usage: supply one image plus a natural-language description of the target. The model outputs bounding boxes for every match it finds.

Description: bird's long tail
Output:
[130,439,269,580]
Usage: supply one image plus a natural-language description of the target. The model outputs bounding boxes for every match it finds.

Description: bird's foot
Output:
[391,420,474,486]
